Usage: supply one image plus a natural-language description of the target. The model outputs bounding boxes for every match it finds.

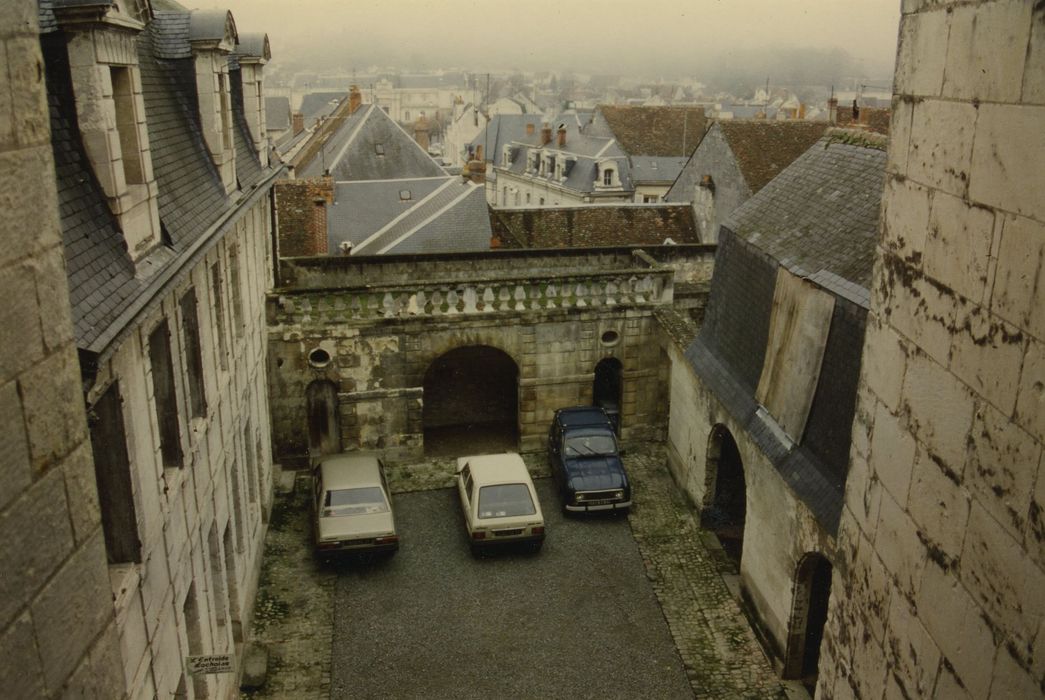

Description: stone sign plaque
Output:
[186,654,235,675]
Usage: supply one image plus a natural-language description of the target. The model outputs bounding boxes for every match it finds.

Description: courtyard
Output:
[244,445,790,700]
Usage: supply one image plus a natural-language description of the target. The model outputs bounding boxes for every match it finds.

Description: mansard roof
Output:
[724,132,887,304]
[40,7,281,356]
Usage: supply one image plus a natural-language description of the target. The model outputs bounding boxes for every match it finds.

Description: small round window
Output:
[600,330,621,347]
[307,347,332,368]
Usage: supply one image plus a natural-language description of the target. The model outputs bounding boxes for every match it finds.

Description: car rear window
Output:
[324,486,389,515]
[564,432,617,457]
[477,483,536,519]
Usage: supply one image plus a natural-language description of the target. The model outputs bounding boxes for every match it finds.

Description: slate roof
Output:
[723,134,887,304]
[299,92,347,120]
[629,156,688,184]
[266,96,291,131]
[41,7,281,354]
[596,106,706,157]
[467,114,543,162]
[717,121,829,193]
[299,104,446,180]
[328,178,491,255]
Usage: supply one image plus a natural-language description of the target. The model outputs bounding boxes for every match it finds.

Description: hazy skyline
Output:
[194,0,901,79]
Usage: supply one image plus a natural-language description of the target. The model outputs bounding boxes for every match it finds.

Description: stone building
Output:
[665,131,887,686]
[664,121,828,243]
[490,204,700,249]
[818,3,1045,698]
[23,1,281,697]
[0,3,124,696]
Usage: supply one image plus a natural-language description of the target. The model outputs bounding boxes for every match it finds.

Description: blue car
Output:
[547,406,632,514]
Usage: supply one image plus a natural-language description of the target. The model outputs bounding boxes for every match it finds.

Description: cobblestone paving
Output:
[241,469,334,700]
[246,445,786,699]
[626,445,787,699]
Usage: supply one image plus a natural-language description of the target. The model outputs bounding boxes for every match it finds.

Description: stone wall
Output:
[274,176,334,257]
[491,204,700,248]
[819,3,1045,698]
[0,3,125,696]
[267,248,714,465]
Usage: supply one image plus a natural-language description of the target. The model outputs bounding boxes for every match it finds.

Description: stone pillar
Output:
[819,3,1045,699]
[0,2,124,697]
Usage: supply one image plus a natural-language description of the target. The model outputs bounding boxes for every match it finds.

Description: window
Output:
[89,382,141,564]
[179,289,207,418]
[539,197,545,205]
[603,168,614,186]
[210,263,228,370]
[404,110,411,121]
[148,320,182,468]
[375,144,385,156]
[503,187,508,205]
[110,67,144,185]
[218,73,232,152]
[644,195,659,203]
[244,423,259,505]
[229,245,244,337]
[525,193,531,204]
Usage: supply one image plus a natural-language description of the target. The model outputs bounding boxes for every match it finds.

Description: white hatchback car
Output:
[312,452,399,557]
[455,453,545,555]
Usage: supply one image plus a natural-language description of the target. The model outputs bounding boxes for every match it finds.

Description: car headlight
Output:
[614,490,624,500]
[575,493,585,502]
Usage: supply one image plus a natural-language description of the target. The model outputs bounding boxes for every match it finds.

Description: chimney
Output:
[557,126,566,148]
[414,115,430,151]
[540,123,552,146]
[475,144,483,162]
[827,96,838,125]
[464,159,486,184]
[526,122,535,136]
[349,84,362,114]
[292,111,304,135]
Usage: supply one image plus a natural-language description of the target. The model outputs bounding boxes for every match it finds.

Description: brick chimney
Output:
[274,177,335,257]
[464,159,486,184]
[414,115,430,151]
[557,126,566,148]
[292,111,304,135]
[349,84,362,114]
[540,123,552,146]
[475,144,483,162]
[526,122,535,136]
[827,96,838,125]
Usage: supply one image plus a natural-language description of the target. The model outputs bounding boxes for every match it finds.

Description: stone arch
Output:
[592,357,623,433]
[305,380,341,458]
[783,552,833,688]
[422,345,519,457]
[702,424,746,567]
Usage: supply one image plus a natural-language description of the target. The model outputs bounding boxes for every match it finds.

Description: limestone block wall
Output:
[0,3,125,696]
[87,197,275,699]
[819,3,1045,698]
[665,342,835,667]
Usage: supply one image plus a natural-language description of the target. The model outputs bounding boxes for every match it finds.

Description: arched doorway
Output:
[423,346,519,457]
[592,357,622,434]
[702,425,746,568]
[306,380,341,459]
[784,553,833,690]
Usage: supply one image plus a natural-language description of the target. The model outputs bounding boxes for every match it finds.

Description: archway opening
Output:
[703,425,746,568]
[423,346,519,457]
[784,554,833,690]
[306,380,341,459]
[592,357,623,434]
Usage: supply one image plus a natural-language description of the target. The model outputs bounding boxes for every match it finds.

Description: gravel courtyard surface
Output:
[329,480,693,700]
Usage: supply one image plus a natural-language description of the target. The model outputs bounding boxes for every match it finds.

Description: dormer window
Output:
[56,0,161,263]
[189,10,239,194]
[376,144,386,156]
[603,168,614,186]
[233,33,272,167]
[399,189,412,201]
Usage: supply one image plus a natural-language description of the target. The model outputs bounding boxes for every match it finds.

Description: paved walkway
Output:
[243,444,786,699]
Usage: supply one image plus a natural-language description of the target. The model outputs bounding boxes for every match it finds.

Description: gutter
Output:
[80,164,286,386]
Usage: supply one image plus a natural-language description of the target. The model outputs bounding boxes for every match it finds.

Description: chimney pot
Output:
[292,111,304,135]
[557,126,566,148]
[526,122,535,136]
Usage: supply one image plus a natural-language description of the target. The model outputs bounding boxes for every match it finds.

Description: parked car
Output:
[312,452,399,557]
[455,453,545,555]
[547,406,632,513]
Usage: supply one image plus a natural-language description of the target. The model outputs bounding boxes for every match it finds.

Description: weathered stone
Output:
[969,104,1045,222]
[1015,336,1045,443]
[19,344,88,471]
[916,560,996,699]
[859,318,908,415]
[884,592,941,698]
[240,642,269,690]
[906,446,970,561]
[1023,6,1045,104]
[62,441,103,545]
[880,258,960,368]
[949,306,1025,415]
[901,351,976,474]
[874,489,927,598]
[942,1,1031,103]
[0,261,46,378]
[925,191,995,303]
[7,36,49,147]
[907,98,977,198]
[0,612,45,699]
[894,8,949,97]
[991,214,1045,342]
[989,641,1041,700]
[0,379,31,512]
[886,96,914,177]
[960,502,1045,648]
[870,401,916,504]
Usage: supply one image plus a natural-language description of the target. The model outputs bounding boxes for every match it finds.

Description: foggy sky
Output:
[193,0,901,78]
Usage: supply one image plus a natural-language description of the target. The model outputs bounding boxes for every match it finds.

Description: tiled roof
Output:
[717,120,829,193]
[723,134,886,299]
[597,105,706,157]
[492,205,699,248]
[836,106,891,135]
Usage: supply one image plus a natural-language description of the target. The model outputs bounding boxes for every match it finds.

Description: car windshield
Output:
[564,432,617,457]
[477,483,536,519]
[323,486,389,515]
